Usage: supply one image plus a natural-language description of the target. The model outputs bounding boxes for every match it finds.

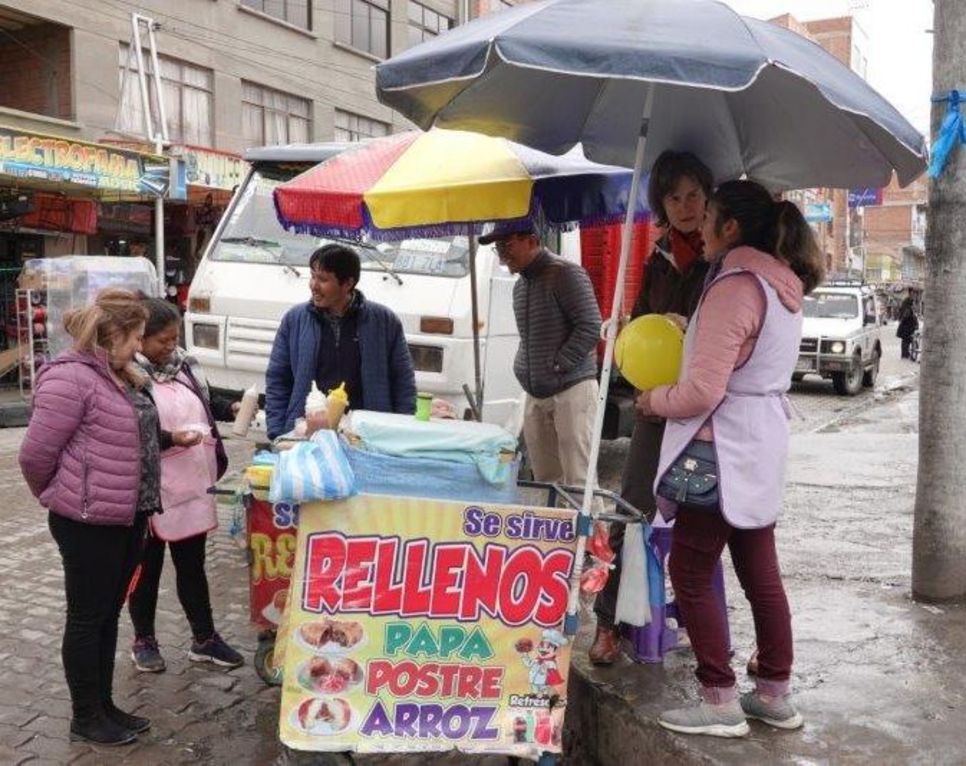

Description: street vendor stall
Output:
[218,411,644,764]
[244,1,929,758]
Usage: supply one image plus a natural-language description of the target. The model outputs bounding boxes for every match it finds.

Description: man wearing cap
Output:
[480,223,602,495]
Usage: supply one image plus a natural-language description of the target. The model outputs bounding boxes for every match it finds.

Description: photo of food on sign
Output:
[261,588,288,625]
[298,618,365,654]
[279,495,579,756]
[297,657,363,695]
[293,697,353,736]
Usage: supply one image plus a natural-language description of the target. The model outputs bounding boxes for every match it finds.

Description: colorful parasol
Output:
[272,128,648,241]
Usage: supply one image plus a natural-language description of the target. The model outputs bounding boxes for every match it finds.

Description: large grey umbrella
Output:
[376,0,926,190]
[375,0,927,632]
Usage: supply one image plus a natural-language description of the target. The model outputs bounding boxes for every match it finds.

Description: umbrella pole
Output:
[469,236,484,420]
[564,88,654,636]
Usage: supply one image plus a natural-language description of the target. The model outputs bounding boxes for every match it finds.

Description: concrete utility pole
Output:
[913,0,966,601]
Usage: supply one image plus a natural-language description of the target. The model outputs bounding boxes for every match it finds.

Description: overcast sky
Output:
[721,0,934,137]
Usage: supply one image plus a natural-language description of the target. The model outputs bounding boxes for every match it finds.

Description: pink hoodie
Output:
[645,246,804,427]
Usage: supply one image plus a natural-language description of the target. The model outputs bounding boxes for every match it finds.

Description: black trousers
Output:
[901,338,912,359]
[128,530,215,642]
[594,416,665,628]
[48,511,147,720]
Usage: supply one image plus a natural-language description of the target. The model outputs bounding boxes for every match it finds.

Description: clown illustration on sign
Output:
[514,628,568,695]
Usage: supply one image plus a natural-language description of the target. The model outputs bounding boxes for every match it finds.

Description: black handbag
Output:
[657,439,720,507]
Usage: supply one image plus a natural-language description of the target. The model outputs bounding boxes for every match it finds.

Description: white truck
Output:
[795,282,883,395]
[184,143,579,435]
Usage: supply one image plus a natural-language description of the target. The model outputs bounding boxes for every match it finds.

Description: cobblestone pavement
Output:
[0,433,514,766]
[0,330,918,765]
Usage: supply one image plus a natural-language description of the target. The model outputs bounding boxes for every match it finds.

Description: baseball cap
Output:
[478,221,536,245]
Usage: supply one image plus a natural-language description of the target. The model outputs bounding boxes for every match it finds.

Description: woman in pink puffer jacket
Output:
[19,288,197,747]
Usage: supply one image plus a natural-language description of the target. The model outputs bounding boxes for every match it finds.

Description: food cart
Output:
[219,413,645,765]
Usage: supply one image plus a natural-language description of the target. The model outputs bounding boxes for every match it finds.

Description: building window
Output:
[240,0,311,30]
[242,82,312,148]
[334,109,390,142]
[334,0,389,58]
[118,45,213,145]
[408,2,453,46]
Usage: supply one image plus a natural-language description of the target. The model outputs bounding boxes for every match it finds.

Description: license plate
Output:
[795,359,813,372]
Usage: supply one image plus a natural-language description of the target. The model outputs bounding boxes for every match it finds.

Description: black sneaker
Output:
[69,713,137,746]
[189,633,245,668]
[104,701,150,733]
[131,636,166,673]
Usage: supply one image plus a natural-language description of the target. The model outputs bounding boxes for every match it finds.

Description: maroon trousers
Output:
[668,506,793,701]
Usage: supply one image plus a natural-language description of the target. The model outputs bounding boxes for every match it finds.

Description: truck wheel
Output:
[832,359,863,396]
[862,349,880,388]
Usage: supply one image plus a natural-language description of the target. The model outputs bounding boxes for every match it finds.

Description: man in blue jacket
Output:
[265,243,416,439]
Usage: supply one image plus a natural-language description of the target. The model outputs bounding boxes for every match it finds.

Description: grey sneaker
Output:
[131,636,166,673]
[658,699,750,738]
[740,691,803,730]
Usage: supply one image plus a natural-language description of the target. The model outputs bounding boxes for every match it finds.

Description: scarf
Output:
[668,227,703,274]
[136,347,188,385]
[136,348,212,405]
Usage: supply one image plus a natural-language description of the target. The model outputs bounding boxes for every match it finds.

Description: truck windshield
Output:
[803,293,859,319]
[210,167,470,277]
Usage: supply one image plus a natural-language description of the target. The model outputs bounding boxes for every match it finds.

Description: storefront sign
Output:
[0,126,168,197]
[280,495,577,757]
[805,202,833,223]
[848,187,883,208]
[180,146,247,191]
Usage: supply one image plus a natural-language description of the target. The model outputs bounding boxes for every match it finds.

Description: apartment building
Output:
[0,0,514,310]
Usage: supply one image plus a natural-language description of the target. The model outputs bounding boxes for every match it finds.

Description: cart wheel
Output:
[254,634,283,686]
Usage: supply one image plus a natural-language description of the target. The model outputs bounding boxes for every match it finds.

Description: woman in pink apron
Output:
[637,181,825,737]
[127,298,243,672]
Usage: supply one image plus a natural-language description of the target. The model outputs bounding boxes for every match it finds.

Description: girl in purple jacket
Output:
[19,289,198,746]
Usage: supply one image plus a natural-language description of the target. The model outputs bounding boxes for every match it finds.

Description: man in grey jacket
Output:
[480,223,602,491]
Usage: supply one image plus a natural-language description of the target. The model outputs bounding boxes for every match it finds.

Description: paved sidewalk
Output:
[0,329,936,764]
[0,432,522,766]
[570,381,966,765]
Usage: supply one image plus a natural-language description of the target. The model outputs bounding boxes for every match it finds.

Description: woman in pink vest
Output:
[20,289,194,746]
[126,298,243,673]
[636,180,824,738]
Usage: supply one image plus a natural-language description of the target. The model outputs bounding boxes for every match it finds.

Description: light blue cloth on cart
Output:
[344,410,517,485]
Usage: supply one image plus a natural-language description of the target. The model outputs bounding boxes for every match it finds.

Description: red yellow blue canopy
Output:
[273,129,648,241]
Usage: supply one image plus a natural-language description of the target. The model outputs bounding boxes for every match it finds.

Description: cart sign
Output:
[0,126,169,197]
[280,495,577,758]
[248,496,299,629]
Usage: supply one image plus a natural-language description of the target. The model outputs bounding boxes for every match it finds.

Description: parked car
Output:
[795,282,883,395]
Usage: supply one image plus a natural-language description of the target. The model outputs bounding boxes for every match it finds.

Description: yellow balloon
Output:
[614,314,684,390]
